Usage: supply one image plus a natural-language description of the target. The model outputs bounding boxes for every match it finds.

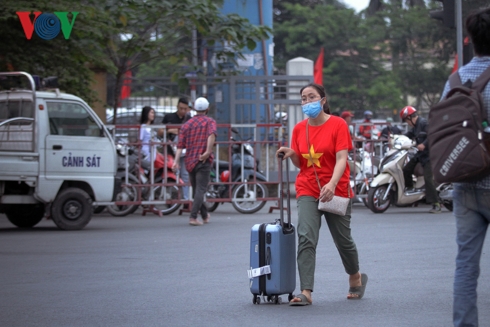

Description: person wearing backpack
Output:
[399,106,441,214]
[438,7,490,327]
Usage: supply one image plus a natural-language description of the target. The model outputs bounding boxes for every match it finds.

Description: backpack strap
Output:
[472,65,490,93]
[449,71,462,89]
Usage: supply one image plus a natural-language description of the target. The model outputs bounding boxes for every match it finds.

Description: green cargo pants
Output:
[296,196,360,292]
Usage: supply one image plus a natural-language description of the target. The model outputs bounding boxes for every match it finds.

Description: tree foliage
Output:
[0,0,99,102]
[0,0,271,122]
[273,0,488,116]
[274,1,404,113]
[2,0,488,119]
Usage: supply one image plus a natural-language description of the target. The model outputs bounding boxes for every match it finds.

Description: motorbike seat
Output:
[216,160,231,170]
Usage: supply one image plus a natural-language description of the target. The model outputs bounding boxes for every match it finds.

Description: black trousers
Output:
[403,158,438,204]
[189,160,211,219]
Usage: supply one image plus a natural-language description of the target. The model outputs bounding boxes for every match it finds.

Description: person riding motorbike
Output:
[380,117,402,154]
[380,117,402,140]
[358,110,374,139]
[399,106,441,214]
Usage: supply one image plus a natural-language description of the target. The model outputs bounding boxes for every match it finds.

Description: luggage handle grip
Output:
[277,152,291,227]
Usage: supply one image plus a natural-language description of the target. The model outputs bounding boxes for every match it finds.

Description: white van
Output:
[0,72,117,230]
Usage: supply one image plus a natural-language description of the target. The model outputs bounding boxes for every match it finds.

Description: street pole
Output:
[456,0,463,68]
[191,28,198,102]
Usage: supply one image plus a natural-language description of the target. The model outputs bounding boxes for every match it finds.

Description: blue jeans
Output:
[453,184,490,327]
[179,157,189,200]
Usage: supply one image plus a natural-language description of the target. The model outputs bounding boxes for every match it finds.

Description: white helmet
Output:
[194,97,209,111]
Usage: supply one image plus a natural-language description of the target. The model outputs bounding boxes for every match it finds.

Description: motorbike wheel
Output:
[438,184,453,212]
[93,206,106,214]
[107,176,140,217]
[442,201,453,212]
[357,182,370,208]
[205,201,220,213]
[231,182,269,214]
[367,185,392,213]
[204,185,220,212]
[154,178,181,215]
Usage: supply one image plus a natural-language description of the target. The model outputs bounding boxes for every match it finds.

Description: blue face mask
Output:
[301,98,323,118]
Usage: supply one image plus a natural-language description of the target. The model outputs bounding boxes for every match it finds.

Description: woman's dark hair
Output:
[140,106,155,125]
[299,83,331,114]
[466,7,490,56]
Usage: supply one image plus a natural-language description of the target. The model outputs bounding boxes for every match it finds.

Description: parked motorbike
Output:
[349,148,379,207]
[366,134,453,213]
[107,139,182,216]
[205,128,269,214]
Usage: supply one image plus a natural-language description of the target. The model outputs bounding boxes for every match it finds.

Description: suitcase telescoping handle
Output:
[277,152,292,227]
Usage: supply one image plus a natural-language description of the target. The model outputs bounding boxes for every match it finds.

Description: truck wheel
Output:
[5,204,45,228]
[51,188,92,230]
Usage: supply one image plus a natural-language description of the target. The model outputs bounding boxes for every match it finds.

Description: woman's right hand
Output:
[277,147,301,168]
[276,147,294,159]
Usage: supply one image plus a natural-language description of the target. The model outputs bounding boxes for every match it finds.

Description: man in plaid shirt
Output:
[439,7,490,327]
[173,97,217,226]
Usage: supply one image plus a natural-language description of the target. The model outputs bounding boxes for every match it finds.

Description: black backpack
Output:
[427,66,490,183]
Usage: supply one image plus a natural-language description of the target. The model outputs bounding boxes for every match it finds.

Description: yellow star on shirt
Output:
[302,145,323,168]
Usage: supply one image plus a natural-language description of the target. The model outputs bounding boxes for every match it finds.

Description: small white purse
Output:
[317,194,350,216]
[306,121,350,216]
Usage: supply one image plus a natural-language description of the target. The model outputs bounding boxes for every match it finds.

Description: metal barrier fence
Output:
[100,121,411,213]
[100,123,285,216]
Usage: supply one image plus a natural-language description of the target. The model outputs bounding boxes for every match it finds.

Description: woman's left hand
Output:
[319,183,336,202]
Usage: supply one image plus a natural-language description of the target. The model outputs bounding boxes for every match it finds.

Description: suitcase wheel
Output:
[288,293,294,302]
[253,295,261,304]
[266,295,282,304]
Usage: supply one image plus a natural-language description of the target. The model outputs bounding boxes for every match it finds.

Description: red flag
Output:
[121,69,132,100]
[452,37,471,73]
[451,53,458,74]
[314,47,324,85]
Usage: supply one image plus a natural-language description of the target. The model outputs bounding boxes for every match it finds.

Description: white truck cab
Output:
[0,72,117,230]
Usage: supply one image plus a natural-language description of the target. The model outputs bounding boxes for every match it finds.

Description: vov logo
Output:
[16,12,79,40]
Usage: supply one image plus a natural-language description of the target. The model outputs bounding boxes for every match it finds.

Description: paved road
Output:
[1,201,489,327]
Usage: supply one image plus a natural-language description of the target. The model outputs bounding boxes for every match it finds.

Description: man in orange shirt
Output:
[358,110,373,139]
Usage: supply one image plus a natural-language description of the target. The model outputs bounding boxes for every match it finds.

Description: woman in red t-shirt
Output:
[277,83,368,306]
